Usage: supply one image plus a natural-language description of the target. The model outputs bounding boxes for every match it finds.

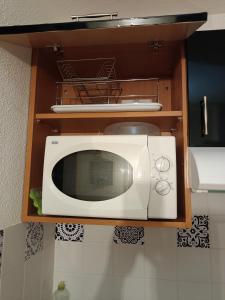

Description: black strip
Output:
[0,12,207,35]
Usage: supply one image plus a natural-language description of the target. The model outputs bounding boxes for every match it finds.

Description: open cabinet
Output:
[0,12,207,227]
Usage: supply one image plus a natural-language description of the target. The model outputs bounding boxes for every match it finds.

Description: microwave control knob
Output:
[155,157,170,172]
[155,180,171,196]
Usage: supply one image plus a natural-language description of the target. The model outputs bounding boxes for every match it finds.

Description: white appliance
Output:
[189,147,225,192]
[42,135,177,219]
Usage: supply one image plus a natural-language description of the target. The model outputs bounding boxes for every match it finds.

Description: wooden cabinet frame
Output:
[0,12,207,227]
[21,44,191,228]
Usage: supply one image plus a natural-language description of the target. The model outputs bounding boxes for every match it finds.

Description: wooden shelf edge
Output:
[22,214,189,228]
[35,111,183,120]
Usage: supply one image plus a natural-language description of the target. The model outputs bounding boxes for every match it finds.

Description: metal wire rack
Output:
[55,78,160,105]
[57,57,117,82]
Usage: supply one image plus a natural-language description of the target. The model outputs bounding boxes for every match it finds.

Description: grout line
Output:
[175,228,179,299]
[207,216,213,300]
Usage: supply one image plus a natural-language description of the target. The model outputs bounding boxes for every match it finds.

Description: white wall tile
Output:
[40,242,55,300]
[210,216,225,249]
[54,241,83,274]
[53,271,83,300]
[114,277,146,300]
[212,283,225,300]
[83,275,114,300]
[208,193,225,216]
[83,242,112,275]
[144,245,177,280]
[1,223,26,275]
[23,251,42,300]
[0,266,24,300]
[145,279,178,300]
[191,193,209,215]
[122,278,146,300]
[178,282,211,300]
[145,228,177,249]
[85,225,114,244]
[43,223,55,248]
[211,249,225,283]
[112,244,145,277]
[177,248,211,283]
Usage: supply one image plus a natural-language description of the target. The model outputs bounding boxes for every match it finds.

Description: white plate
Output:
[120,99,153,104]
[51,103,162,113]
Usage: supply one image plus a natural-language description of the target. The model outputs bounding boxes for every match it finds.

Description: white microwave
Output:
[42,135,177,220]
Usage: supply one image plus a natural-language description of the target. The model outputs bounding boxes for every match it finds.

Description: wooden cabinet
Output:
[187,30,225,146]
[0,13,207,227]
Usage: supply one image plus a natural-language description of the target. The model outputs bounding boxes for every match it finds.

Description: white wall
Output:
[0,0,204,25]
[0,42,31,229]
[200,13,225,30]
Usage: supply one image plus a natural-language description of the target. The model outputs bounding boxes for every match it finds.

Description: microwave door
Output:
[52,150,134,202]
[43,135,150,219]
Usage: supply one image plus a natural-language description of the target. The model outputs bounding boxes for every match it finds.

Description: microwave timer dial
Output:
[155,180,171,196]
[155,156,170,172]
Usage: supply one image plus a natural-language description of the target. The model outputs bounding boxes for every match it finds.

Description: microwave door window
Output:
[52,150,133,201]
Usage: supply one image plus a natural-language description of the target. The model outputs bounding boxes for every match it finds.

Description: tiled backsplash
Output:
[0,222,55,300]
[55,223,84,242]
[1,193,225,300]
[113,226,145,245]
[25,222,44,261]
[53,193,225,300]
[177,215,210,248]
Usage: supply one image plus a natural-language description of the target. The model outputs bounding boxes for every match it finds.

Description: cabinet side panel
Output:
[180,45,192,226]
[35,48,60,113]
[172,45,191,226]
[22,50,38,220]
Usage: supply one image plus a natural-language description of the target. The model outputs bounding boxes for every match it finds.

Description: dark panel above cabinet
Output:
[187,30,225,147]
[0,12,207,47]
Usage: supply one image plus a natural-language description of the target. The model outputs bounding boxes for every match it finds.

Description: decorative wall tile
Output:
[0,229,3,275]
[55,224,84,242]
[177,215,210,248]
[113,226,144,245]
[25,222,44,261]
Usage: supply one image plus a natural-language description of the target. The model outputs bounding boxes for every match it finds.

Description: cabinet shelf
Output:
[35,111,183,133]
[36,111,182,119]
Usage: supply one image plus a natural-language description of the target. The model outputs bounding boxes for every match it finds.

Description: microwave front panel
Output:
[148,136,177,219]
[42,135,150,219]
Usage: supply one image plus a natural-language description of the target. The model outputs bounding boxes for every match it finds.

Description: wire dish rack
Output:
[57,57,117,82]
[54,57,162,112]
[55,78,160,106]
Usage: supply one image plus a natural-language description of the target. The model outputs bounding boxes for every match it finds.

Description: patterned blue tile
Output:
[113,226,144,245]
[25,223,44,261]
[177,215,210,248]
[55,224,84,242]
